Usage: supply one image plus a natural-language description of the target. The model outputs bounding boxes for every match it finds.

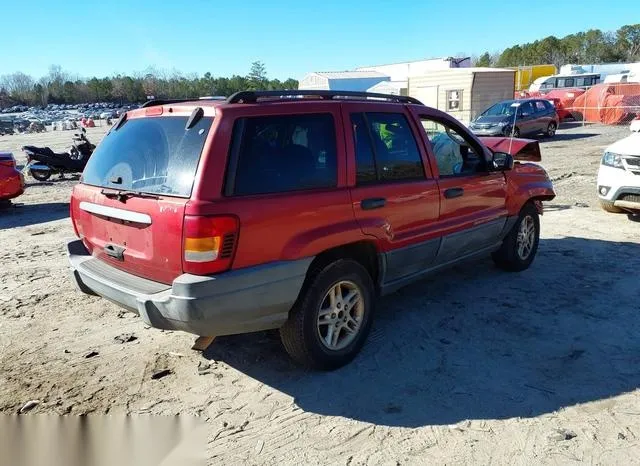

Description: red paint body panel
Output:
[0,165,24,201]
[71,184,188,284]
[434,174,508,232]
[479,137,542,162]
[69,97,555,285]
[504,163,556,215]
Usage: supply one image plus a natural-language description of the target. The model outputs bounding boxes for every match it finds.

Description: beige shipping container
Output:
[408,68,515,125]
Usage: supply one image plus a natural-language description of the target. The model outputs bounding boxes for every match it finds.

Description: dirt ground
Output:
[1,122,639,465]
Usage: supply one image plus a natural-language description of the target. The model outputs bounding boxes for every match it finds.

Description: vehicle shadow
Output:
[204,236,640,428]
[0,202,69,229]
[542,204,573,212]
[540,132,599,142]
[559,121,595,130]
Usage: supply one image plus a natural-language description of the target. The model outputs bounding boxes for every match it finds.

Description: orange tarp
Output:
[570,84,640,124]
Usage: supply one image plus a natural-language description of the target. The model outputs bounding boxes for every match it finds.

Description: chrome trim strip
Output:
[79,201,152,224]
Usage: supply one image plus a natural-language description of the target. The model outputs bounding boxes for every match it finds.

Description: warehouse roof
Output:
[430,67,514,73]
[311,71,388,79]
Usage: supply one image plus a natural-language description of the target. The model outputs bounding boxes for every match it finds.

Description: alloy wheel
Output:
[516,215,536,260]
[316,281,364,351]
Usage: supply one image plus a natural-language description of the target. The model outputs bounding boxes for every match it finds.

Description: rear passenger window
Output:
[230,114,337,195]
[351,112,424,183]
[535,101,547,112]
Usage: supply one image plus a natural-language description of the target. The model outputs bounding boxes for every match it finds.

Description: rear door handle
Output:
[361,197,386,210]
[444,188,464,199]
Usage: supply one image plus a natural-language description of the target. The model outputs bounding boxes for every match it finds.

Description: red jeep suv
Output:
[67,90,555,369]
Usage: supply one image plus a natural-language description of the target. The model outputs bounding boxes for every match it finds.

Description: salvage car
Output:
[0,152,25,204]
[67,90,555,369]
[0,119,14,136]
[597,124,640,214]
[469,98,559,138]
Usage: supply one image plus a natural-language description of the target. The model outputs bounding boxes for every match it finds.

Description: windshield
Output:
[81,115,212,197]
[482,102,517,117]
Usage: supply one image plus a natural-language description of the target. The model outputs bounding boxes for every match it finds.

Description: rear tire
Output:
[599,200,623,213]
[492,202,540,272]
[280,259,375,370]
[30,168,51,181]
[545,122,557,137]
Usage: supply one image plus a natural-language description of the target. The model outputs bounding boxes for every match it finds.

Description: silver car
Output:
[470,99,560,138]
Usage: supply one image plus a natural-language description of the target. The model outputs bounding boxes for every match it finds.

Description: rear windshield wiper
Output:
[100,188,160,202]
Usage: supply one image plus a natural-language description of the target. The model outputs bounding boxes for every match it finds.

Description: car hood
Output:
[480,137,542,162]
[474,115,511,125]
[605,132,640,156]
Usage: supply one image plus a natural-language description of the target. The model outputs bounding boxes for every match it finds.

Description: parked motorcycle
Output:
[22,128,96,181]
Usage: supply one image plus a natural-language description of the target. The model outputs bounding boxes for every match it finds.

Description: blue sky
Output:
[3,0,638,80]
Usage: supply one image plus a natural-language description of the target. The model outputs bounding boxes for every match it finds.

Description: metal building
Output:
[298,71,389,91]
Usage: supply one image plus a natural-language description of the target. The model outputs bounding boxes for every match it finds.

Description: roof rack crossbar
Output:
[226,90,423,105]
[141,96,227,108]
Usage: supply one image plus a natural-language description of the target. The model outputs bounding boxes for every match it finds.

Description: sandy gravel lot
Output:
[1,122,639,465]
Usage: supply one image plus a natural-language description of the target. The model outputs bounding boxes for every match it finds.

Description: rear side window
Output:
[230,113,337,196]
[82,116,213,197]
[518,102,535,117]
[535,101,548,112]
[351,112,424,184]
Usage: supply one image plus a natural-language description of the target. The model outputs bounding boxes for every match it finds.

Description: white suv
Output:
[597,123,640,213]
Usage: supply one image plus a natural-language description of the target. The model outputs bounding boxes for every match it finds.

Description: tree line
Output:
[0,61,298,108]
[473,24,640,68]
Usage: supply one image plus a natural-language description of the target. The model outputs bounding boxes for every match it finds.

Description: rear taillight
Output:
[183,215,239,275]
[70,195,80,238]
[0,159,15,168]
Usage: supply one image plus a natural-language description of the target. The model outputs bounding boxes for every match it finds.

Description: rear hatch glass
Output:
[82,115,213,196]
[74,114,213,284]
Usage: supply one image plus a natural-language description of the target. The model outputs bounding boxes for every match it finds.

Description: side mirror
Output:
[492,152,514,171]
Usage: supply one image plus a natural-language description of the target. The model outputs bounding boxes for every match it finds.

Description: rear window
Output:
[228,113,337,196]
[82,115,213,197]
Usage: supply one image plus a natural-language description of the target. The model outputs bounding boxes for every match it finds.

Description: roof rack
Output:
[226,90,423,105]
[141,96,228,108]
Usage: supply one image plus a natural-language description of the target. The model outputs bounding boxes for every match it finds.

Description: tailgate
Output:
[69,109,215,284]
[71,184,186,284]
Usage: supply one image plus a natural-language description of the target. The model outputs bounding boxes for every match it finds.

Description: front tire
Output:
[280,259,375,370]
[504,126,521,138]
[599,200,623,213]
[30,168,51,181]
[492,202,540,272]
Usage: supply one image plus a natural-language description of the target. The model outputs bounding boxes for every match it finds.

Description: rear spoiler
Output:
[479,137,542,162]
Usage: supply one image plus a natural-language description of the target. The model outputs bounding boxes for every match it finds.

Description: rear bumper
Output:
[66,239,312,336]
